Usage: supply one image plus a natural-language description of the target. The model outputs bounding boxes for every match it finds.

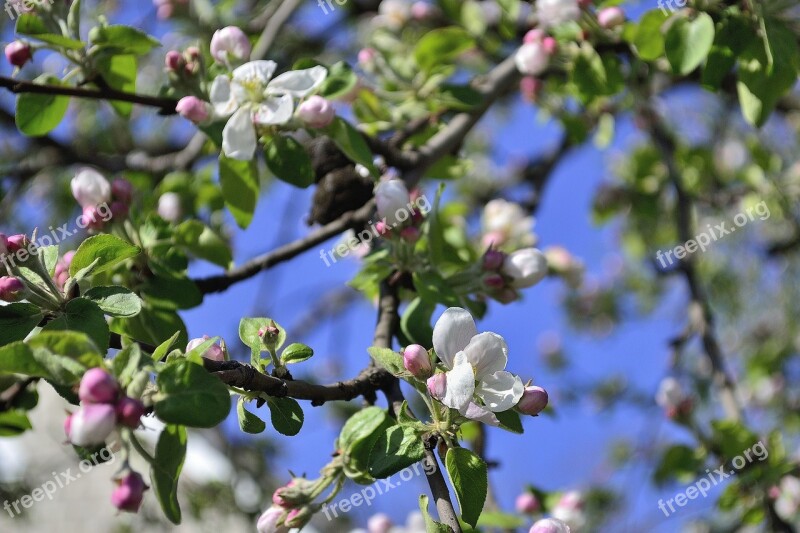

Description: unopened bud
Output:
[517,385,548,416]
[5,41,31,68]
[426,373,447,399]
[403,344,432,379]
[111,471,147,513]
[79,368,120,404]
[0,276,26,302]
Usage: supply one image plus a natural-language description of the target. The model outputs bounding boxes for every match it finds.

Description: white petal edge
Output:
[267,66,328,98]
[432,307,477,369]
[209,76,238,117]
[441,361,475,411]
[222,108,257,161]
[461,402,500,426]
[461,332,508,379]
[476,371,524,412]
[232,60,277,84]
[253,94,294,126]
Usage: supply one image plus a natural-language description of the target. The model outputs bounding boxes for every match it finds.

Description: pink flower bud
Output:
[176,96,210,124]
[6,234,28,253]
[516,492,540,514]
[515,42,550,76]
[79,368,120,404]
[165,50,184,71]
[400,226,420,243]
[482,273,506,290]
[0,276,26,302]
[403,344,432,379]
[116,396,146,428]
[111,471,147,513]
[482,249,506,271]
[517,385,548,415]
[186,335,226,361]
[210,26,251,65]
[66,404,116,446]
[523,29,545,44]
[530,518,571,533]
[5,41,31,68]
[358,48,377,69]
[81,205,106,231]
[597,6,625,28]
[71,168,111,208]
[520,76,542,102]
[427,373,447,399]
[111,178,134,204]
[481,230,506,249]
[368,513,393,533]
[410,1,433,20]
[257,506,287,533]
[296,95,335,128]
[492,287,519,304]
[541,37,558,55]
[284,506,312,528]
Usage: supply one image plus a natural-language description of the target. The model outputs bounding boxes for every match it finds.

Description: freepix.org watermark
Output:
[321,458,436,520]
[318,194,431,267]
[3,444,116,518]
[1,202,112,272]
[656,201,770,268]
[3,0,53,20]
[657,440,768,518]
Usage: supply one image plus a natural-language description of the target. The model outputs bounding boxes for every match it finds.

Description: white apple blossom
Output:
[502,248,548,288]
[71,168,111,208]
[428,307,524,425]
[210,60,327,160]
[536,0,581,29]
[655,377,684,410]
[551,491,586,531]
[515,41,551,76]
[481,198,537,249]
[375,179,411,226]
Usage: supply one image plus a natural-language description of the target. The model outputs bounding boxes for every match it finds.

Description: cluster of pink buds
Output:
[165,46,203,77]
[64,368,146,447]
[480,247,548,303]
[53,251,76,291]
[71,168,133,231]
[373,180,428,242]
[257,479,317,532]
[4,40,31,68]
[596,6,625,29]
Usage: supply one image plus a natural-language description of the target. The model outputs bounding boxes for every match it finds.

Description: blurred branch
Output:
[250,0,303,60]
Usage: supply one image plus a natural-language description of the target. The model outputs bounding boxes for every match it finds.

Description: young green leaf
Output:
[281,343,314,365]
[16,76,70,136]
[445,447,488,528]
[664,13,715,75]
[264,135,315,188]
[154,361,231,427]
[68,234,141,277]
[219,155,260,229]
[368,425,425,479]
[150,424,187,524]
[238,397,267,434]
[266,397,304,436]
[84,286,143,317]
[0,303,43,346]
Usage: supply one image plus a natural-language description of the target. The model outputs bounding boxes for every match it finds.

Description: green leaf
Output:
[237,397,267,434]
[319,61,358,99]
[239,317,286,366]
[338,406,391,450]
[702,15,751,90]
[629,10,669,61]
[95,53,137,117]
[711,420,760,460]
[343,410,395,483]
[368,425,425,478]
[0,303,43,346]
[495,408,524,434]
[111,343,153,388]
[173,220,233,268]
[0,410,32,436]
[281,343,314,365]
[110,304,187,347]
[84,286,142,317]
[141,274,202,310]
[154,361,231,427]
[266,396,304,436]
[477,511,525,528]
[69,234,141,277]
[367,347,406,376]
[219,155,260,229]
[150,424,187,524]
[445,447,487,528]
[322,117,376,175]
[26,330,103,368]
[654,444,704,485]
[414,27,474,71]
[89,25,160,55]
[16,14,84,49]
[16,75,70,136]
[151,331,181,362]
[664,13,715,75]
[264,135,315,188]
[401,297,435,348]
[419,494,452,533]
[0,342,48,377]
[43,298,110,352]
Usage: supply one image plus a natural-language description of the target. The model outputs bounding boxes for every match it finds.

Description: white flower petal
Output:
[253,94,293,125]
[267,66,327,98]
[476,371,524,412]
[441,362,475,411]
[461,332,508,379]
[432,307,477,369]
[209,76,238,117]
[232,60,277,85]
[222,108,257,161]
[461,402,500,426]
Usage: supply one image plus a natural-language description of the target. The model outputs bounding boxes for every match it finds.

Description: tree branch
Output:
[0,76,179,115]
